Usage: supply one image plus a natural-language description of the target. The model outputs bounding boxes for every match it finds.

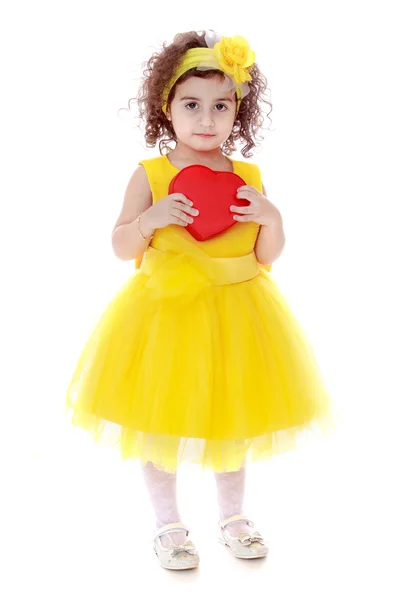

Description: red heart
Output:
[168,165,250,241]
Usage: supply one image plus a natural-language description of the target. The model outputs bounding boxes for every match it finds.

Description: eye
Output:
[215,103,227,111]
[185,102,198,110]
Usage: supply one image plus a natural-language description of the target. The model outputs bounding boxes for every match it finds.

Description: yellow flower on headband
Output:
[213,35,256,84]
[161,34,256,114]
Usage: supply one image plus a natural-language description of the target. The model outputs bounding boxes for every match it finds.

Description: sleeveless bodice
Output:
[138,154,267,261]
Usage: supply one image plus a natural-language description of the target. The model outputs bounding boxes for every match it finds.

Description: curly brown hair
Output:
[122,31,273,158]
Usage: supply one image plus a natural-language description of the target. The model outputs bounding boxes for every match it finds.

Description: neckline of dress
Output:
[164,154,236,175]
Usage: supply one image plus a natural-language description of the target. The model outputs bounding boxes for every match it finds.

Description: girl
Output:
[66,30,337,570]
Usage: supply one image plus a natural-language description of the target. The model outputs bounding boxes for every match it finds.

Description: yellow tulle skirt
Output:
[66,230,338,473]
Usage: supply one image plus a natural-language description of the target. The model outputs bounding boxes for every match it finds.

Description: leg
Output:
[141,461,187,548]
[214,461,254,535]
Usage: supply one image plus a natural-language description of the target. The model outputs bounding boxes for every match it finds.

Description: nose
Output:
[199,110,215,129]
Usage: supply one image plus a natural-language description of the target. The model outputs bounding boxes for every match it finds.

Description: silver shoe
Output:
[153,522,200,570]
[218,514,269,559]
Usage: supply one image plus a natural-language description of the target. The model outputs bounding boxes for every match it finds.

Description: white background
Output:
[1,1,399,598]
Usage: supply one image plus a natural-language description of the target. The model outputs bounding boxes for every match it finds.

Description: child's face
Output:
[166,74,236,151]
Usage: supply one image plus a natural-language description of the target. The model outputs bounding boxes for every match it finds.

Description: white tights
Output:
[141,461,255,548]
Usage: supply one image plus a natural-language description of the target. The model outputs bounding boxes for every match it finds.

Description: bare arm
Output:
[254,184,286,266]
[111,165,155,261]
[111,165,198,262]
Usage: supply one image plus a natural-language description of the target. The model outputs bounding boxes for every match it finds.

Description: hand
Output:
[230,185,281,226]
[141,193,199,234]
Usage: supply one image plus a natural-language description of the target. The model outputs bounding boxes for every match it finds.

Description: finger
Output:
[170,193,193,206]
[233,213,255,222]
[175,201,199,217]
[171,207,193,224]
[230,204,253,214]
[237,185,258,192]
[172,217,190,227]
[236,190,257,202]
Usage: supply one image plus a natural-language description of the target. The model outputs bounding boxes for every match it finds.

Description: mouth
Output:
[195,133,215,138]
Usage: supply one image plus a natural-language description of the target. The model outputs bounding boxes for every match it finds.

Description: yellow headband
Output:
[161,35,256,115]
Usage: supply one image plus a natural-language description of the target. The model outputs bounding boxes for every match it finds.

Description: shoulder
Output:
[232,159,263,190]
[137,155,168,185]
[123,163,152,200]
[232,158,262,177]
[138,155,165,170]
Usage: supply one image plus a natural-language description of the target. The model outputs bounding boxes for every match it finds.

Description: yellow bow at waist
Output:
[139,228,260,303]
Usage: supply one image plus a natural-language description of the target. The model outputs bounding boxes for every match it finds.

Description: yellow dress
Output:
[66,154,337,473]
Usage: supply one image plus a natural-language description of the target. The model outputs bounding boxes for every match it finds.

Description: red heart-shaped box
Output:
[168,164,250,241]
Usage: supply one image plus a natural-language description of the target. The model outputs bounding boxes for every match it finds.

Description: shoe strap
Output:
[154,522,189,541]
[220,514,254,530]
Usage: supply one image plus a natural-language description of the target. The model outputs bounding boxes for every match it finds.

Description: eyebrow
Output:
[179,96,234,103]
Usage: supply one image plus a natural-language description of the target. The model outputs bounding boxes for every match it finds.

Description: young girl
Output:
[66,30,336,570]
